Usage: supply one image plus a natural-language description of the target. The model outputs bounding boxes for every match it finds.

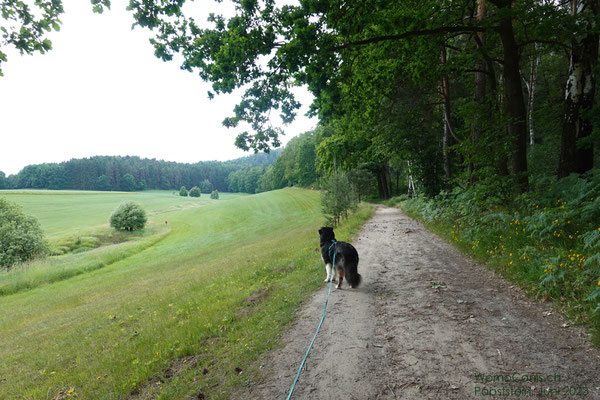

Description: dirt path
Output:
[241,206,600,399]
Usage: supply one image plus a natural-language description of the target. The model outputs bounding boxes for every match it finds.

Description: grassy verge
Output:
[386,172,600,344]
[0,189,374,400]
[0,226,170,297]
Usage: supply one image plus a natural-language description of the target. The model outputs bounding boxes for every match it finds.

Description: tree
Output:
[210,190,219,199]
[189,186,201,197]
[320,171,358,226]
[0,171,7,189]
[200,179,213,193]
[348,166,376,202]
[95,175,111,191]
[179,186,188,196]
[109,202,147,231]
[0,198,47,268]
[120,173,137,192]
[558,0,599,177]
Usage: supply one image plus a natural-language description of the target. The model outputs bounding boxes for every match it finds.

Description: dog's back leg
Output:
[335,265,344,289]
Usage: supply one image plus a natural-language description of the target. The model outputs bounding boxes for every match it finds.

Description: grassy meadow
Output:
[0,190,247,240]
[0,188,374,399]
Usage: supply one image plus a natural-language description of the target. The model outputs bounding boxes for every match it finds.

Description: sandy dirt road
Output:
[241,206,600,399]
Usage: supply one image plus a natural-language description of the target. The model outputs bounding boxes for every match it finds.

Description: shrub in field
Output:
[0,198,47,268]
[179,186,188,197]
[189,186,201,197]
[110,202,147,231]
[210,190,219,199]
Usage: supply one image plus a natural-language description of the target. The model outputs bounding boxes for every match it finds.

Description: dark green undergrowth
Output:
[388,171,600,344]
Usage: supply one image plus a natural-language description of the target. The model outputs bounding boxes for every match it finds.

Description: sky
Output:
[0,0,316,176]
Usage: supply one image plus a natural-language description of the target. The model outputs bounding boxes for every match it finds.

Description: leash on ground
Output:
[286,240,336,400]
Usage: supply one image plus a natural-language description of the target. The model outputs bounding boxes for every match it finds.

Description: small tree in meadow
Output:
[0,198,47,268]
[110,202,147,231]
[189,186,201,197]
[210,190,219,199]
[320,171,358,226]
[179,186,188,196]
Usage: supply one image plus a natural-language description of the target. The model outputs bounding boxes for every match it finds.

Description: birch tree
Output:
[558,0,599,177]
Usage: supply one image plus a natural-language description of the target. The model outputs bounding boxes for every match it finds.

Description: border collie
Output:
[318,227,361,289]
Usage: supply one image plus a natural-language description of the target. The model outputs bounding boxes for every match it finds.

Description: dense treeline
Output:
[0,151,281,192]
[228,132,319,193]
[228,130,386,200]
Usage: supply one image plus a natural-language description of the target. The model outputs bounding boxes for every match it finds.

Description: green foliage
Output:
[0,0,64,76]
[210,190,219,199]
[199,179,213,194]
[95,175,111,191]
[189,186,201,197]
[348,165,377,201]
[0,198,47,268]
[228,131,320,193]
[109,202,147,231]
[320,171,358,226]
[399,170,600,335]
[179,186,188,197]
[9,154,280,192]
[120,173,137,192]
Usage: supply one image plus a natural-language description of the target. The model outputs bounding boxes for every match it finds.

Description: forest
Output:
[0,151,281,193]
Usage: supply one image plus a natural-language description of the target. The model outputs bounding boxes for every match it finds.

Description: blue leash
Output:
[286,240,336,400]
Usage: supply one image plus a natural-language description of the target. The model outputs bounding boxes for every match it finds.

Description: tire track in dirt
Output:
[241,206,600,399]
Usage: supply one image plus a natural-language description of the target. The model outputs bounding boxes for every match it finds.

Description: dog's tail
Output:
[346,267,362,288]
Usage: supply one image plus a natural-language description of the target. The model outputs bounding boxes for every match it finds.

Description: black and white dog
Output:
[318,227,361,289]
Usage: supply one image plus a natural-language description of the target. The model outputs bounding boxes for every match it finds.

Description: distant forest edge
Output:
[0,148,283,194]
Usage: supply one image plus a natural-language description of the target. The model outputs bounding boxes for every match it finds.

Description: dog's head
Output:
[318,226,335,243]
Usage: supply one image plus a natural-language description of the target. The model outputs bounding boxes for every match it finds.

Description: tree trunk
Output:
[407,160,416,198]
[384,162,393,198]
[527,46,539,145]
[558,0,598,177]
[440,47,453,182]
[493,0,529,192]
[471,0,487,180]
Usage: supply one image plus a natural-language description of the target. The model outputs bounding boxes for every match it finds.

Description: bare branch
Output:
[327,25,487,52]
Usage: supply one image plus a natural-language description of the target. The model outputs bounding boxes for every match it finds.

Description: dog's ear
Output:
[318,228,322,234]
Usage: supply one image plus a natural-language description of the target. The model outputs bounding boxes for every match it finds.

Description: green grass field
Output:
[0,190,246,240]
[0,188,374,399]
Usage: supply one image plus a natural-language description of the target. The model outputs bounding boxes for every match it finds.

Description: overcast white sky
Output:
[0,0,315,176]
